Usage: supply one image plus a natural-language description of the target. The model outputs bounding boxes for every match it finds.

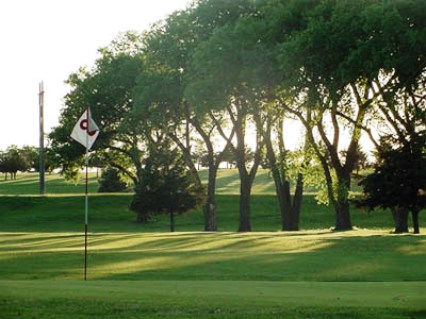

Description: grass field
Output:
[0,171,425,318]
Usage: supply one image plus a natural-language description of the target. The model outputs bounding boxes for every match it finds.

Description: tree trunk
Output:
[191,113,236,233]
[264,119,303,232]
[412,209,420,234]
[291,173,304,230]
[204,164,218,231]
[238,176,252,232]
[275,177,303,231]
[221,101,261,233]
[281,181,292,231]
[268,163,288,231]
[267,150,301,231]
[332,172,353,231]
[334,201,352,231]
[204,201,217,231]
[170,211,175,232]
[391,207,409,233]
[277,183,288,231]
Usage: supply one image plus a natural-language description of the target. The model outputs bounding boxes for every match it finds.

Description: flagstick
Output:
[84,107,89,281]
[71,106,99,281]
[71,107,99,281]
[84,150,89,280]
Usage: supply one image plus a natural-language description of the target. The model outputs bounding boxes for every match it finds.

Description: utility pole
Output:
[39,81,45,195]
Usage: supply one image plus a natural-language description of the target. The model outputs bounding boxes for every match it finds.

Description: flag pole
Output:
[84,107,89,281]
[71,106,99,280]
[38,82,45,195]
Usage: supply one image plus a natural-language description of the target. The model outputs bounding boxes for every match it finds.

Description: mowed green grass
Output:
[1,230,425,318]
[0,171,425,318]
[2,280,425,319]
[1,230,425,282]
[1,231,425,318]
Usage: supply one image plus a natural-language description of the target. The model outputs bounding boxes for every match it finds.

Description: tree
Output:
[130,146,205,231]
[187,2,271,232]
[269,0,426,230]
[350,0,426,233]
[49,32,146,185]
[19,146,38,171]
[235,6,312,231]
[134,2,250,231]
[98,167,127,193]
[0,145,32,180]
[357,135,426,234]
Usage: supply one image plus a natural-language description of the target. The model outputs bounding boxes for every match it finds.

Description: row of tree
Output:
[0,145,57,180]
[49,0,425,232]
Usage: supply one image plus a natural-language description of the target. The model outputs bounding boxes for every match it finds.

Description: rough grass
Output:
[0,170,416,232]
[0,193,405,232]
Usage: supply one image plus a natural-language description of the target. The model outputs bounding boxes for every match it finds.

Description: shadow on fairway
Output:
[0,231,425,282]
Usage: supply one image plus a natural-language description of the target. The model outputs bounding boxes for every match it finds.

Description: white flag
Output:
[71,108,100,150]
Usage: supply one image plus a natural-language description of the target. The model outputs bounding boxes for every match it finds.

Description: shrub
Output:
[98,167,127,193]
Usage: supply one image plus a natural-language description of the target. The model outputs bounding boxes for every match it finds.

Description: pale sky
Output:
[0,0,191,150]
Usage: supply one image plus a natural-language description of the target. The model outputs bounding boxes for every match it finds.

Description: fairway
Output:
[1,230,426,318]
[1,230,425,282]
[1,173,425,318]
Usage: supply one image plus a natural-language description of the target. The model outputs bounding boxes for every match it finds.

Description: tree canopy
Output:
[48,0,426,232]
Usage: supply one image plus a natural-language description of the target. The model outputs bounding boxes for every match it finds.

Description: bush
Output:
[98,167,127,193]
[130,150,205,231]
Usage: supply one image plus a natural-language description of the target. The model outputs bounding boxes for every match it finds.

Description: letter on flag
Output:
[71,108,100,150]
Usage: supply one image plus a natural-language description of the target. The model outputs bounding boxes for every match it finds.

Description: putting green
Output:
[1,280,425,309]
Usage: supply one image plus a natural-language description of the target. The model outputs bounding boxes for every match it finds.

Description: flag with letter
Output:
[71,107,99,150]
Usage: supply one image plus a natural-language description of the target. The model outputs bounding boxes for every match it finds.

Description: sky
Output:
[0,0,191,150]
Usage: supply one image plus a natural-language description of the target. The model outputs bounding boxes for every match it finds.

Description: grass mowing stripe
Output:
[1,231,425,282]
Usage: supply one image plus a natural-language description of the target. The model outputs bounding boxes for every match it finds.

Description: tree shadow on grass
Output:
[1,232,425,283]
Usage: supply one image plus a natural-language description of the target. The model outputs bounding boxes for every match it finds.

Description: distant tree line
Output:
[0,145,58,180]
[48,0,425,233]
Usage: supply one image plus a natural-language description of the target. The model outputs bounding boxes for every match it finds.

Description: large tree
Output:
[187,17,266,232]
[49,33,146,185]
[231,5,313,231]
[269,0,426,230]
[134,1,252,231]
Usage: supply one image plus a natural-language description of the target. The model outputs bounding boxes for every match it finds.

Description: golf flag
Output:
[71,107,100,280]
[71,107,99,150]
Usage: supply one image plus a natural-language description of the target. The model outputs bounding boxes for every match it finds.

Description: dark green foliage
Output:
[269,0,426,231]
[48,33,145,186]
[98,167,127,193]
[0,145,33,180]
[357,135,426,233]
[44,0,426,234]
[130,149,205,231]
